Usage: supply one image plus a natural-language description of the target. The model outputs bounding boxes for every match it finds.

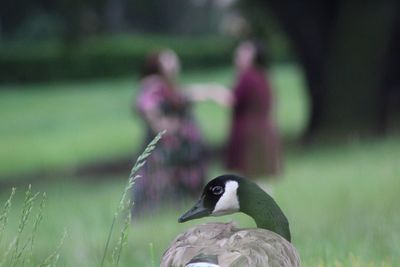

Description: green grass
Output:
[0,64,308,179]
[3,64,397,266]
[1,136,399,266]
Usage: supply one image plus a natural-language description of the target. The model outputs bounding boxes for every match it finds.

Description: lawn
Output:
[1,136,399,267]
[1,64,398,267]
[0,64,308,179]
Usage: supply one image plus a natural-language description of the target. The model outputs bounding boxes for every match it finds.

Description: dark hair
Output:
[140,52,161,78]
[251,40,269,68]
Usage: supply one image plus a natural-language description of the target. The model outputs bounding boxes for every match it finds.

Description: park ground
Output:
[0,64,399,266]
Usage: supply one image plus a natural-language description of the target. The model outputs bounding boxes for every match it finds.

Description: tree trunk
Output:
[380,13,400,133]
[320,0,398,136]
[243,0,399,139]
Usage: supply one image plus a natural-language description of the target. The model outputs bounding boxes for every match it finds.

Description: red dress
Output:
[226,67,282,178]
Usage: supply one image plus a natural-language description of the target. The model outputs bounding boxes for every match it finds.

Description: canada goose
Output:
[161,174,300,267]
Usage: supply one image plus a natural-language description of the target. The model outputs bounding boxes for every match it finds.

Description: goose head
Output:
[179,174,241,222]
[178,174,292,242]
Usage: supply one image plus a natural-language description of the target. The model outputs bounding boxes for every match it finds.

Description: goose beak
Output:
[178,196,210,223]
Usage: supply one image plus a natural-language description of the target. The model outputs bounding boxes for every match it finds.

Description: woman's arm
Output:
[136,78,180,134]
[185,83,234,106]
[142,108,180,134]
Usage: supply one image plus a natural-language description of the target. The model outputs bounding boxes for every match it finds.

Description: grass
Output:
[0,185,66,267]
[0,64,308,179]
[1,136,399,266]
[2,63,397,266]
[100,131,164,267]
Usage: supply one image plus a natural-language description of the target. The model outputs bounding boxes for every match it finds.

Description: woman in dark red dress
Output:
[226,41,282,179]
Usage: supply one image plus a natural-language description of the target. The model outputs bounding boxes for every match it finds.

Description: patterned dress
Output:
[226,67,282,179]
[132,75,207,215]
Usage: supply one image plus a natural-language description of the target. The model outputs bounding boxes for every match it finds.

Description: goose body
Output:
[161,174,300,267]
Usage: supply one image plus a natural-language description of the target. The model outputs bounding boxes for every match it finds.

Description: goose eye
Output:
[212,186,224,195]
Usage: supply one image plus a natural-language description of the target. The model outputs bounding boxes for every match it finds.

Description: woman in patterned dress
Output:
[132,50,207,216]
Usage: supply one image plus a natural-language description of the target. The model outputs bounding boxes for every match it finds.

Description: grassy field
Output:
[1,65,399,266]
[0,64,308,179]
[1,136,399,267]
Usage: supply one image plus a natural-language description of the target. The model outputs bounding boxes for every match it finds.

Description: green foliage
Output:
[0,35,235,83]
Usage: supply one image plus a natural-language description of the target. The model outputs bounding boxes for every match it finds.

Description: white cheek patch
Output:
[212,181,240,216]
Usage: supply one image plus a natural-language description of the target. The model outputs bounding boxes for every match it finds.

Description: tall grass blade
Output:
[37,229,67,267]
[100,130,165,267]
[111,211,131,267]
[0,237,16,267]
[0,187,16,246]
[149,242,155,267]
[11,184,40,267]
[21,192,47,267]
[0,186,62,267]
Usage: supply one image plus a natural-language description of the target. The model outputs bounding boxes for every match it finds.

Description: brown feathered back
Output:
[161,222,300,267]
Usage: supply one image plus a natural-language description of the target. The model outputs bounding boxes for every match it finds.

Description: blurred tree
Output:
[0,0,223,39]
[104,0,126,33]
[0,0,38,35]
[240,0,400,139]
[127,0,220,34]
[57,0,104,42]
[0,0,105,41]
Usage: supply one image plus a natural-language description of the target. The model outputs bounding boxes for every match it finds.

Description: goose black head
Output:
[179,174,242,223]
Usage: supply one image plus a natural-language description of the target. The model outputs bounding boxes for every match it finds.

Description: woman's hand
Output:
[143,108,180,134]
[157,116,180,134]
[186,84,234,106]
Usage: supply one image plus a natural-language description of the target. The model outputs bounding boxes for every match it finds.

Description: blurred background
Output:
[0,0,399,266]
